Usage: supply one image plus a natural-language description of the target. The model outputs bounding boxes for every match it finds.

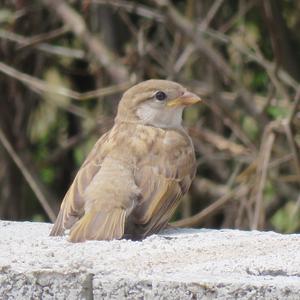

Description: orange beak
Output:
[166,91,201,107]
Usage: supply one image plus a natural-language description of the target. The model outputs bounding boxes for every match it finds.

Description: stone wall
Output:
[0,221,299,299]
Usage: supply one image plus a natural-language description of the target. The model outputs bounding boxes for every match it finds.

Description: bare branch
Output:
[201,28,299,91]
[17,26,69,50]
[189,127,248,156]
[42,0,129,82]
[172,185,248,228]
[284,122,300,183]
[0,29,85,59]
[0,62,133,102]
[0,127,56,222]
[92,0,165,22]
[219,0,257,32]
[199,0,225,31]
[288,88,300,124]
[251,123,276,229]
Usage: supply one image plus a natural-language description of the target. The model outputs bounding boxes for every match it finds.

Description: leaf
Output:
[267,106,289,119]
[0,9,14,24]
[242,116,259,139]
[28,68,71,142]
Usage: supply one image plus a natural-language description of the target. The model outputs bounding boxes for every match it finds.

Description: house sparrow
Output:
[50,79,201,242]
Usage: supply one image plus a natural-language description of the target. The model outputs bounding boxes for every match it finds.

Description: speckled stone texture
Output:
[0,221,299,299]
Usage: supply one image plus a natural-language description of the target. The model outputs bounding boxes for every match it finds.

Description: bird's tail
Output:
[49,210,65,236]
[68,208,126,242]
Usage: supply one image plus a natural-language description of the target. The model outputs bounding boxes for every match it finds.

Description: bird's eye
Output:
[155,91,167,101]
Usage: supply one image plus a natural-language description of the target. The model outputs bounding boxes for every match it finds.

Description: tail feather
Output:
[49,210,65,236]
[50,205,81,237]
[69,208,126,242]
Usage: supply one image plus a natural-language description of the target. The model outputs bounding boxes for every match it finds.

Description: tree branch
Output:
[42,0,129,83]
[0,127,56,222]
[172,185,248,228]
[0,62,133,102]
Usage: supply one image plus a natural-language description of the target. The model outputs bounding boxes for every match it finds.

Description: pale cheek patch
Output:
[137,102,183,128]
[136,104,156,124]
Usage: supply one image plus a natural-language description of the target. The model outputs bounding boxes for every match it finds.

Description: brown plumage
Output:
[50,79,201,242]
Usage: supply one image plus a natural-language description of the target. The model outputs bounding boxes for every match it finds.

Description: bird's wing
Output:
[129,129,196,238]
[50,131,110,236]
[68,155,140,242]
[51,127,141,242]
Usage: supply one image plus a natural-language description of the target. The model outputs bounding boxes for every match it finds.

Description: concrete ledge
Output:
[0,221,299,299]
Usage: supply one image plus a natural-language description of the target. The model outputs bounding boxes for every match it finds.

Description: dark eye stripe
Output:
[155,91,167,101]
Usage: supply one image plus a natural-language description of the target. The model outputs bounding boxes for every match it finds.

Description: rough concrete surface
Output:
[0,221,299,300]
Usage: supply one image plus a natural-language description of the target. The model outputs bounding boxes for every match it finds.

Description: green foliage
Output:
[0,9,14,24]
[267,106,289,119]
[41,167,55,185]
[242,116,259,140]
[31,214,47,222]
[271,201,300,233]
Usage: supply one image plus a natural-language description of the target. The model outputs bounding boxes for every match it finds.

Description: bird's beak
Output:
[166,91,201,107]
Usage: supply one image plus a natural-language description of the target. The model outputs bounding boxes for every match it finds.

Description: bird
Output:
[50,79,201,242]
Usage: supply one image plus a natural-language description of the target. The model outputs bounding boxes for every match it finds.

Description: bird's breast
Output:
[110,123,194,165]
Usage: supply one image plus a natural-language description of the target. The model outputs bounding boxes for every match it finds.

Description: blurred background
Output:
[0,0,299,233]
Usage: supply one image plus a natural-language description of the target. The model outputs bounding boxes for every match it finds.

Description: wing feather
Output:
[67,155,140,241]
[50,131,110,236]
[126,129,196,238]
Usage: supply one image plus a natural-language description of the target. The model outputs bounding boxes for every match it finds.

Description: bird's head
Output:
[115,79,201,128]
